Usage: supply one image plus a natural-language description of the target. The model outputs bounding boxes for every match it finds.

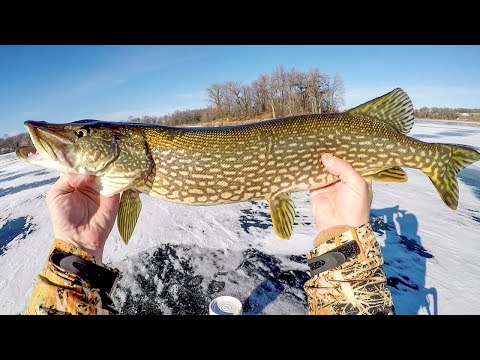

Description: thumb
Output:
[321,153,363,185]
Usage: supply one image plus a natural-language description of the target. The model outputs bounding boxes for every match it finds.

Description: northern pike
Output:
[16,88,480,243]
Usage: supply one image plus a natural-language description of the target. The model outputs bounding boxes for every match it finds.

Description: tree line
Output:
[0,133,32,155]
[127,65,345,126]
[205,65,345,120]
[414,107,480,121]
[127,108,213,126]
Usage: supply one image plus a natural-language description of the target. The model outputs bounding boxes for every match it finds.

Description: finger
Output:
[321,153,364,186]
[62,172,96,189]
[309,179,340,196]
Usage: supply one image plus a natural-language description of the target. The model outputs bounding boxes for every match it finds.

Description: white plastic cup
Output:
[209,296,243,315]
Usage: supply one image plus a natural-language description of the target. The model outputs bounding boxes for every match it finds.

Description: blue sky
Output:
[1,45,479,135]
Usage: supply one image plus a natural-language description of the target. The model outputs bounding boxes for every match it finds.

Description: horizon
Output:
[1,45,479,136]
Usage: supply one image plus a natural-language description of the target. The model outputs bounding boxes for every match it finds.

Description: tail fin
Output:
[424,144,480,209]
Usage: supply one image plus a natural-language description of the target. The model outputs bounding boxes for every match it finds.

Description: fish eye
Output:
[75,127,91,138]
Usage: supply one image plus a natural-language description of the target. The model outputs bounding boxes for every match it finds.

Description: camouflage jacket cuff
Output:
[308,223,382,272]
[51,239,99,264]
[49,239,120,292]
[25,239,120,315]
[304,223,394,315]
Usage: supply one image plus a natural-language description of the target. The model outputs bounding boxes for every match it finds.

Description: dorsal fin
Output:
[347,88,414,134]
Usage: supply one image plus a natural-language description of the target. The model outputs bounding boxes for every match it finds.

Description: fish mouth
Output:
[16,121,77,167]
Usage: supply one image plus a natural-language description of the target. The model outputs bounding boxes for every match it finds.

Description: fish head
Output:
[16,119,145,176]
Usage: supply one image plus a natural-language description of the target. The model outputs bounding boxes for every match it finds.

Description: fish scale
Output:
[139,113,419,205]
[16,88,480,243]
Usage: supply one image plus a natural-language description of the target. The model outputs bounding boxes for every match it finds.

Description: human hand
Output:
[46,173,120,262]
[310,153,372,233]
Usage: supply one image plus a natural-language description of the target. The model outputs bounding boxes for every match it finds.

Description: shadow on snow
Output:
[0,216,34,255]
[371,206,437,315]
[0,177,58,198]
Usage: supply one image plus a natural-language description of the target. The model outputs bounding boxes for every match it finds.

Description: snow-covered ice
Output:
[1,119,480,315]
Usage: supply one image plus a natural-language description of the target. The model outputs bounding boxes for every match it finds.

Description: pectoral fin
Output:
[363,167,408,183]
[268,193,295,240]
[117,189,142,244]
[92,176,137,197]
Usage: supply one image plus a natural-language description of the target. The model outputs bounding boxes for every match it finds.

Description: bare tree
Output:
[252,74,269,114]
[324,73,345,112]
[225,81,244,117]
[286,68,301,115]
[206,82,226,117]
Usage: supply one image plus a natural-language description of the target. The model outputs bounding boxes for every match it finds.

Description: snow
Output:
[1,119,480,315]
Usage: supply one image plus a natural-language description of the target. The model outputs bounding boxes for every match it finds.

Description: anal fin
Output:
[117,189,142,244]
[268,193,296,240]
[363,167,408,183]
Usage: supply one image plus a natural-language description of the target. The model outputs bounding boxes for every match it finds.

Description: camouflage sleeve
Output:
[26,239,119,315]
[304,223,395,315]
